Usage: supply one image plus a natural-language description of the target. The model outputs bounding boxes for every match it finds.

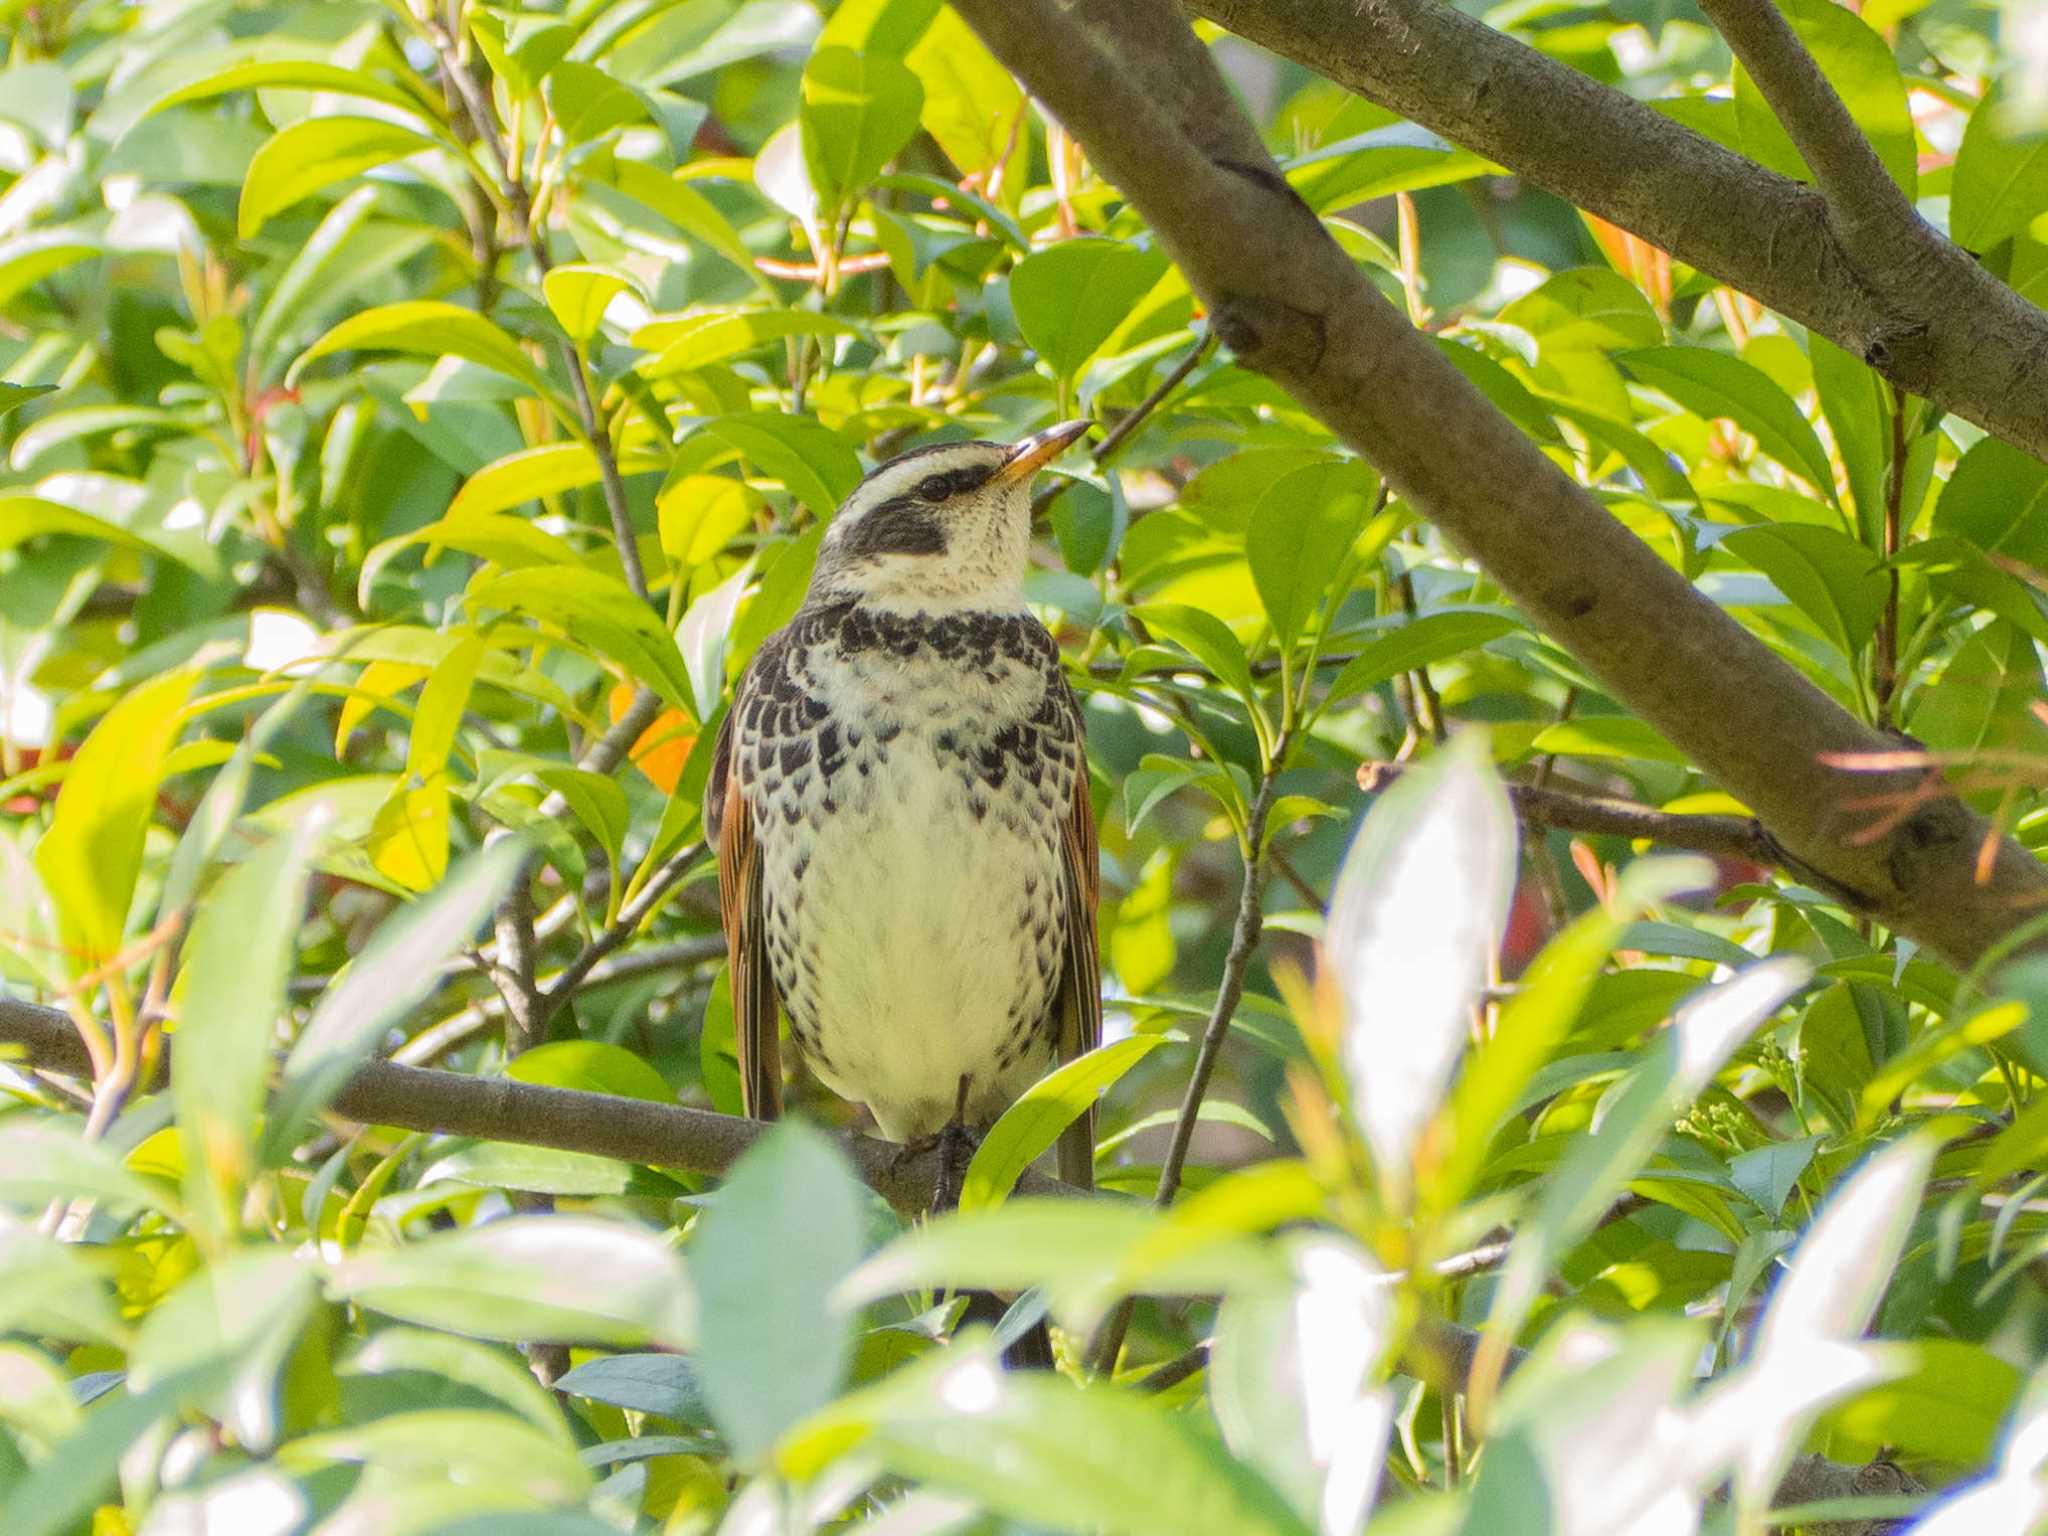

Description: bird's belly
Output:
[757,745,1065,1141]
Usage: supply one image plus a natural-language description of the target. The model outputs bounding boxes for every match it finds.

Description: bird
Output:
[702,419,1102,1225]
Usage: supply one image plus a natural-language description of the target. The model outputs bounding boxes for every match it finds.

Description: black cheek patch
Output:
[840,499,947,559]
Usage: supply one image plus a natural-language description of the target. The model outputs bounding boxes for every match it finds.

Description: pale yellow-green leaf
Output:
[238,116,436,240]
[657,474,762,566]
[33,669,196,972]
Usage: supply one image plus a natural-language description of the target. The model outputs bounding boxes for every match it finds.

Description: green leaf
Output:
[282,1409,592,1508]
[292,301,554,401]
[1012,240,1172,379]
[265,844,522,1163]
[555,1354,708,1423]
[1932,433,2048,570]
[1951,85,2048,253]
[1245,461,1376,647]
[1526,715,1688,765]
[636,307,856,377]
[1909,619,2048,811]
[238,116,436,240]
[507,1040,674,1102]
[1809,335,1891,545]
[0,1123,178,1215]
[1135,603,1259,706]
[1733,0,1915,197]
[0,382,53,421]
[1621,346,1835,494]
[1721,523,1888,658]
[542,264,635,343]
[838,1199,1272,1318]
[961,1035,1171,1211]
[818,0,941,54]
[658,474,762,567]
[1324,612,1520,707]
[145,59,437,122]
[691,1122,867,1457]
[33,668,196,971]
[545,60,648,145]
[446,441,654,522]
[799,46,924,205]
[606,159,763,284]
[465,565,694,712]
[1498,266,1664,354]
[173,816,322,1242]
[0,233,97,309]
[330,1216,696,1347]
[1729,1136,1822,1220]
[406,631,484,783]
[906,7,1024,185]
[690,413,862,515]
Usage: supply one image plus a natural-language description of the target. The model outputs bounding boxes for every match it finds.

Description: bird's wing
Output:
[706,683,783,1121]
[1052,682,1101,1190]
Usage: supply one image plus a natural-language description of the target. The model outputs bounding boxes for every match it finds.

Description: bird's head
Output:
[807,420,1092,613]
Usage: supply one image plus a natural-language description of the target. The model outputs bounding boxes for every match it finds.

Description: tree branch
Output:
[1187,0,2048,466]
[952,0,2048,967]
[0,995,1071,1216]
[1692,0,1918,251]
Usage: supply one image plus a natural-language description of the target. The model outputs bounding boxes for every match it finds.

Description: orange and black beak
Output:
[991,419,1092,487]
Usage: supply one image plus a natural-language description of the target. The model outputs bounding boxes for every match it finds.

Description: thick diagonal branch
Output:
[952,0,2048,965]
[1189,0,2048,464]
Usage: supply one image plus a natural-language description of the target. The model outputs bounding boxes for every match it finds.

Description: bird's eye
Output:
[916,472,957,502]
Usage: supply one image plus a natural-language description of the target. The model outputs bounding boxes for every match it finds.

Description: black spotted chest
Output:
[732,604,1080,1131]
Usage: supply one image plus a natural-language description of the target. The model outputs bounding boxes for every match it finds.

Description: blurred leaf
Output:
[637,307,855,376]
[330,1216,696,1347]
[1212,1235,1392,1534]
[690,1122,867,1456]
[785,1351,1310,1536]
[1932,433,2048,570]
[264,843,524,1162]
[146,59,436,121]
[173,815,322,1243]
[556,1353,710,1423]
[467,565,694,711]
[1328,735,1516,1201]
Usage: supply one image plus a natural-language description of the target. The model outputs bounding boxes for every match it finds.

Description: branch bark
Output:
[951,0,2048,967]
[1187,0,2048,465]
[0,995,1070,1216]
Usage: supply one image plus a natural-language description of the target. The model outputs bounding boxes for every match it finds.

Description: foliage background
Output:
[5,0,2048,1531]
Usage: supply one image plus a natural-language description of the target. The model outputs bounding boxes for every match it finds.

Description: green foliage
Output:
[4,1,2048,1531]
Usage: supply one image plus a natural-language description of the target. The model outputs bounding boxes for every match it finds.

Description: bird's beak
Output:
[992,419,1092,486]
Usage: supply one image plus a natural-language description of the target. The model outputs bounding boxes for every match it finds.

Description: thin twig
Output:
[1091,332,1215,466]
[537,845,706,1023]
[1089,751,1288,1372]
